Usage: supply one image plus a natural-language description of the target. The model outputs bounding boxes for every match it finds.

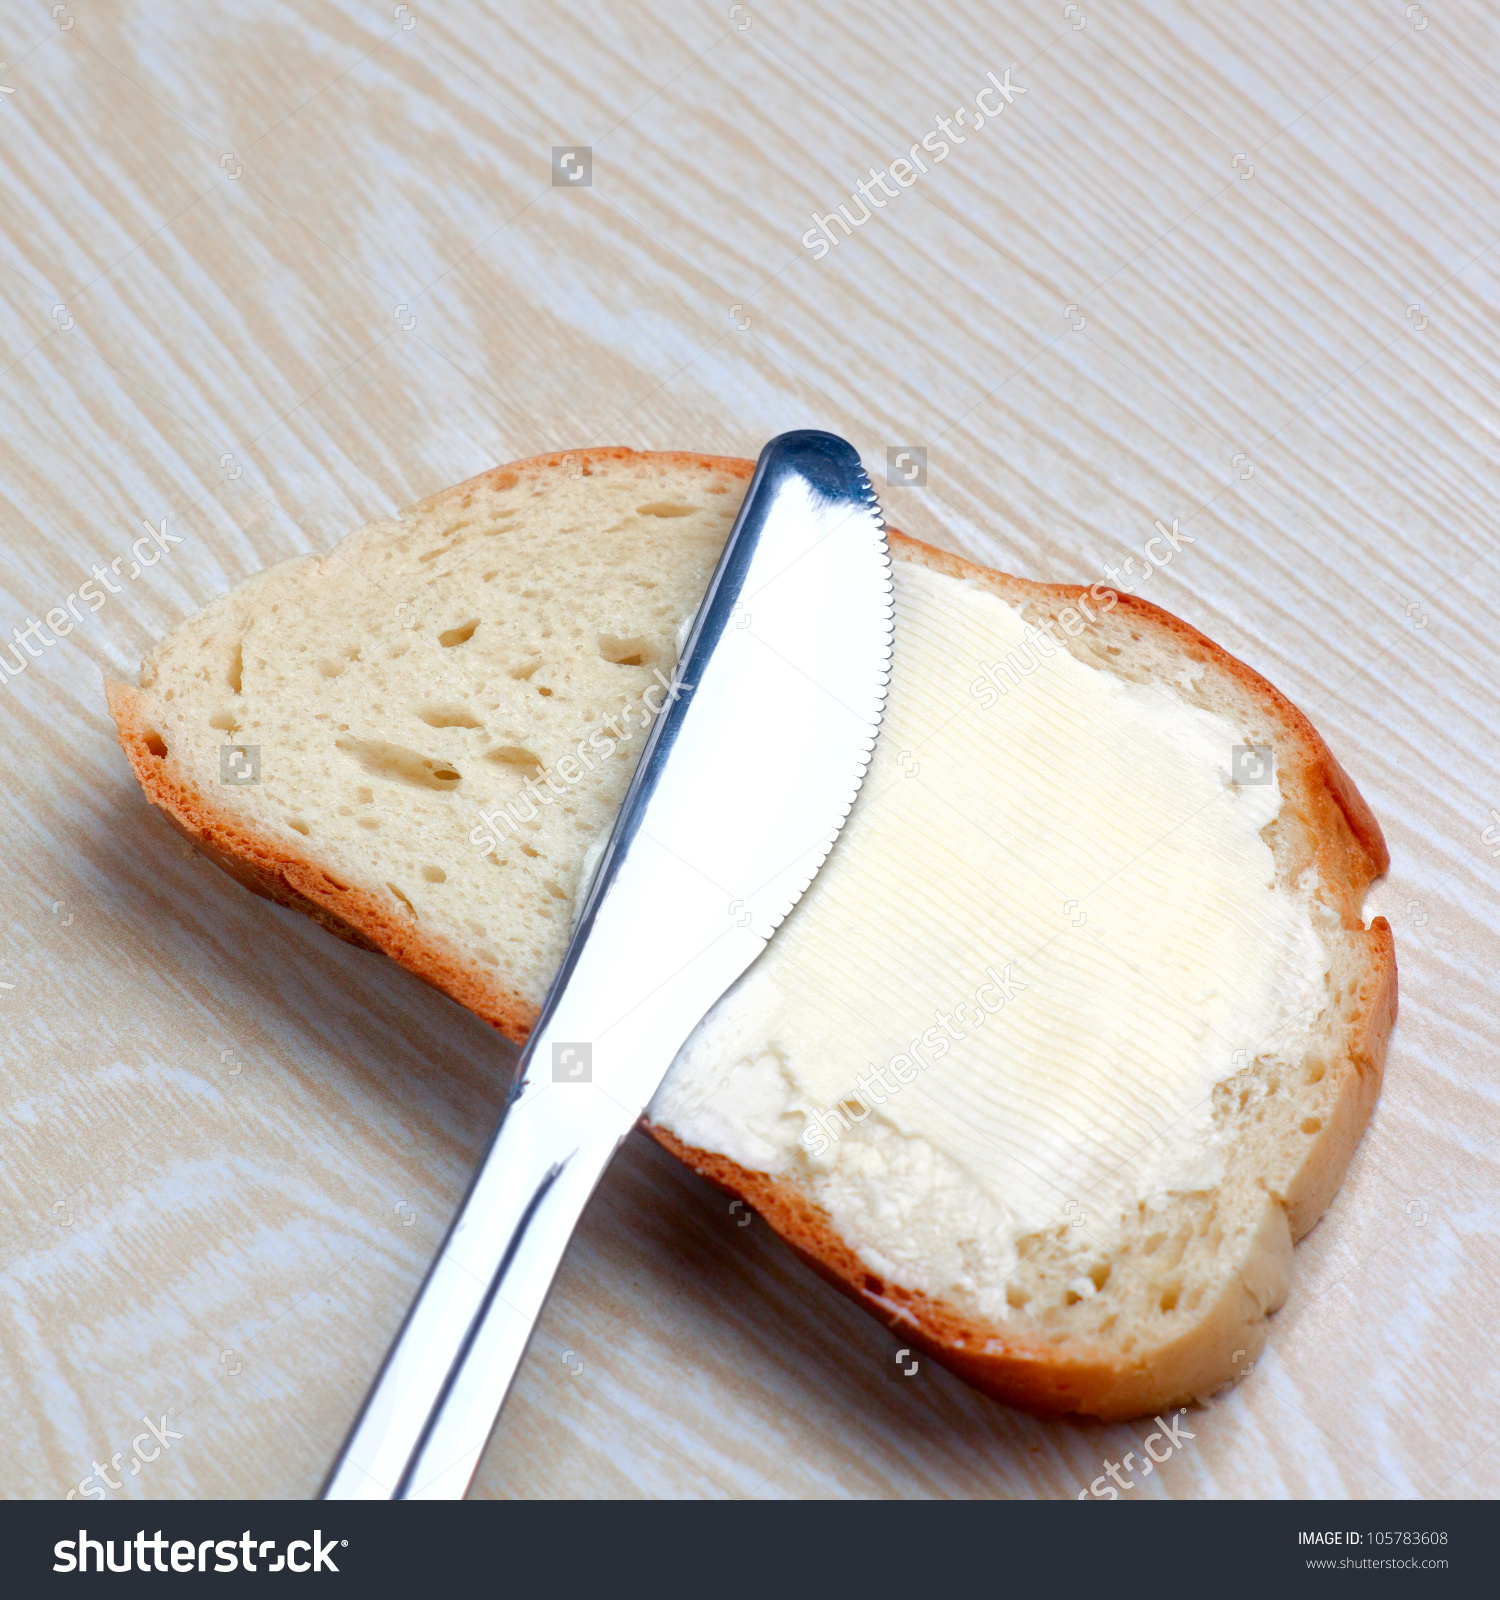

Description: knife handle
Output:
[320,1024,631,1500]
[321,840,757,1501]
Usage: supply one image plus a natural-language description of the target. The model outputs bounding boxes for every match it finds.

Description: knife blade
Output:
[321,429,893,1499]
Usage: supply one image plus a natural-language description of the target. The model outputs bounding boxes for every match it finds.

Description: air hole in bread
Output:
[286,817,311,836]
[418,547,447,564]
[509,660,541,680]
[598,633,658,667]
[417,704,483,729]
[227,640,244,693]
[422,865,447,883]
[144,729,168,758]
[1158,1284,1180,1313]
[485,745,541,772]
[336,738,462,791]
[490,470,519,491]
[208,710,240,733]
[439,619,479,647]
[387,882,418,919]
[1300,1116,1322,1134]
[478,948,500,966]
[319,658,347,678]
[636,502,698,517]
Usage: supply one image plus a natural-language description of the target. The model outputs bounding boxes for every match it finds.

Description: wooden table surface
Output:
[1,0,1496,1501]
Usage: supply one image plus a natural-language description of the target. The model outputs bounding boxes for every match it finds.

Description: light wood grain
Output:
[1,0,1496,1501]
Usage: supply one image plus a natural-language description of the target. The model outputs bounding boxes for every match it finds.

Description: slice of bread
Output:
[108,448,1395,1421]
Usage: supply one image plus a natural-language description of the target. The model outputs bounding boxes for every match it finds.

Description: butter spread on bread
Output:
[653,555,1330,1309]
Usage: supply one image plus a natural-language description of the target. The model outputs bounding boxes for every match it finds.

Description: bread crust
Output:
[107,449,1396,1421]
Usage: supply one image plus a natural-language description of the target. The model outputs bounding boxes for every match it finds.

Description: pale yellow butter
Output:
[649,560,1328,1319]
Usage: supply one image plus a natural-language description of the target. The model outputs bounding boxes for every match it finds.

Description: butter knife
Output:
[321,429,893,1499]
